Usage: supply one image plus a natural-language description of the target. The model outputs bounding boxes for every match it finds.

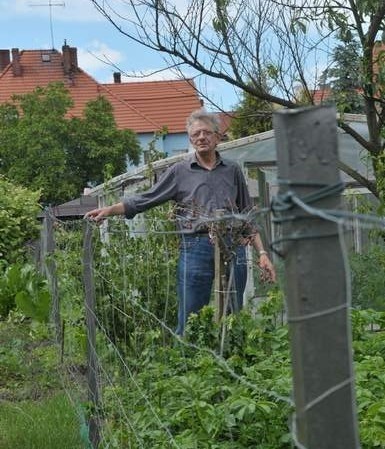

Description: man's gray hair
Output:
[186,108,221,134]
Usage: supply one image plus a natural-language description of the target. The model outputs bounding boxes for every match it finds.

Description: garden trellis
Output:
[37,106,385,448]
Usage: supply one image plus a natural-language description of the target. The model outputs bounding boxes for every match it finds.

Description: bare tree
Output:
[90,0,385,200]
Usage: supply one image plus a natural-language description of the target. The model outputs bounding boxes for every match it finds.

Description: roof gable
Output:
[0,48,103,118]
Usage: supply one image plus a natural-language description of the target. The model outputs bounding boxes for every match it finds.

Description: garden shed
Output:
[87,113,375,253]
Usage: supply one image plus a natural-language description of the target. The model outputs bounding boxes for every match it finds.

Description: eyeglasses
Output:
[189,130,216,141]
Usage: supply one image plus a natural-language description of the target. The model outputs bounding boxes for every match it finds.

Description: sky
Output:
[0,0,240,111]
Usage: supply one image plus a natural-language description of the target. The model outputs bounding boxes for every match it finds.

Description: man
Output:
[85,108,275,334]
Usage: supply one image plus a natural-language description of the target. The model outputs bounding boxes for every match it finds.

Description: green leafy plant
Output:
[96,293,292,449]
[350,245,385,311]
[0,263,50,321]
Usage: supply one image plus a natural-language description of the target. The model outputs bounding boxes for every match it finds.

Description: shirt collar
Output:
[189,151,225,168]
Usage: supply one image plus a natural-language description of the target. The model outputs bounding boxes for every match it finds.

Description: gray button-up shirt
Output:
[123,152,252,231]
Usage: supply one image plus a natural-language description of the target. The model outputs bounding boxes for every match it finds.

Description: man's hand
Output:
[84,202,125,223]
[84,207,110,223]
[258,253,276,283]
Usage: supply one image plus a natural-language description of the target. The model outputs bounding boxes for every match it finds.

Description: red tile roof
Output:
[102,79,203,133]
[0,47,203,134]
[311,88,332,104]
[0,49,102,116]
[215,111,234,136]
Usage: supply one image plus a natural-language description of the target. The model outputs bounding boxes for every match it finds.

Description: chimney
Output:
[113,72,121,83]
[0,49,10,72]
[62,43,78,75]
[69,46,78,69]
[62,43,71,75]
[11,48,22,76]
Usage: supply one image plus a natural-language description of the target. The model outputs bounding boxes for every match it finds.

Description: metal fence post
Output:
[83,220,100,448]
[43,208,61,343]
[273,106,360,449]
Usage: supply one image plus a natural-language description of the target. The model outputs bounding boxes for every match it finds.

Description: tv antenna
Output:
[29,1,65,49]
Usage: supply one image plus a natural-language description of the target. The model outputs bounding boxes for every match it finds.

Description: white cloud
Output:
[121,67,191,82]
[77,41,124,74]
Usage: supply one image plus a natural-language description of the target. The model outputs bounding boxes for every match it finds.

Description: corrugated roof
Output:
[0,47,202,134]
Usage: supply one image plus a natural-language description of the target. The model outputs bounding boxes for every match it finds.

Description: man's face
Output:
[188,119,220,155]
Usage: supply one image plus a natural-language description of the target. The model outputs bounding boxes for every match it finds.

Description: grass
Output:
[0,318,89,449]
[0,394,90,449]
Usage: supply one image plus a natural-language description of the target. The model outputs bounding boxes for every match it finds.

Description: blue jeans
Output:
[176,234,247,335]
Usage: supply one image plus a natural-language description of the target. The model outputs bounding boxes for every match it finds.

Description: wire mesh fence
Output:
[36,185,385,449]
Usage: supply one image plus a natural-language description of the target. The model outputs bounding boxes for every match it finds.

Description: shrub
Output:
[0,176,41,268]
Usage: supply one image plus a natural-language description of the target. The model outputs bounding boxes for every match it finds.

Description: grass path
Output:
[0,319,90,449]
[0,394,90,449]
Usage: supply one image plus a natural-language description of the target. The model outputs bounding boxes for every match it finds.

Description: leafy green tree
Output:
[323,32,365,114]
[0,83,73,204]
[67,95,141,191]
[229,90,273,139]
[0,83,141,205]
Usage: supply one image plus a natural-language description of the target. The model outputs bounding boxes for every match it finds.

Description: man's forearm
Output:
[106,202,125,216]
[251,233,267,255]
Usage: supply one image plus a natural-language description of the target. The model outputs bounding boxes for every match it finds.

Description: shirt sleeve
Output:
[122,164,178,219]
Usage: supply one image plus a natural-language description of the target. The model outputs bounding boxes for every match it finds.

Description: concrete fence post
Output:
[273,106,360,449]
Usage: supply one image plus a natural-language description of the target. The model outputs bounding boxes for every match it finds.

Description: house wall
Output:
[132,132,191,167]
